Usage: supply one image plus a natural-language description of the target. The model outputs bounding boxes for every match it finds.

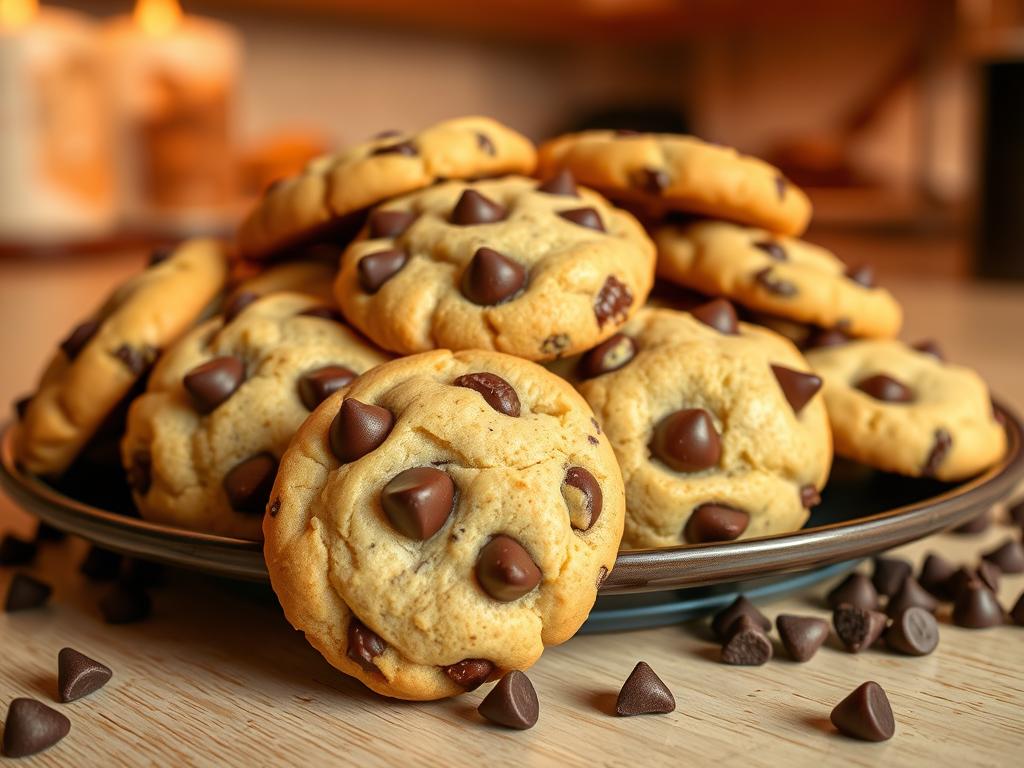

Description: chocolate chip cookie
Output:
[231,259,338,304]
[122,292,390,539]
[264,349,624,700]
[237,116,537,261]
[574,301,832,548]
[15,240,229,476]
[333,175,655,361]
[537,130,811,235]
[806,339,1006,481]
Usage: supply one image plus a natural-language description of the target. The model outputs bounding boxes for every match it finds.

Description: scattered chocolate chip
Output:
[537,170,578,197]
[382,467,455,540]
[33,523,65,544]
[685,504,748,543]
[476,132,496,155]
[80,547,121,582]
[113,344,158,375]
[952,580,1004,628]
[444,659,494,691]
[1012,591,1024,626]
[827,572,879,611]
[13,394,32,420]
[462,247,526,305]
[58,648,113,703]
[4,573,51,612]
[690,298,739,335]
[367,210,417,239]
[771,365,822,415]
[358,249,408,294]
[371,140,416,157]
[776,615,829,662]
[774,175,788,200]
[347,618,386,672]
[578,333,636,378]
[475,535,541,602]
[478,671,539,729]
[912,340,944,361]
[630,167,669,194]
[982,537,1024,573]
[721,615,773,666]
[855,374,914,403]
[60,319,100,360]
[1,698,71,758]
[451,190,507,225]
[650,408,721,473]
[223,453,277,515]
[753,240,787,261]
[833,604,887,652]
[329,399,394,463]
[126,450,152,495]
[800,484,821,509]
[0,534,37,566]
[183,356,245,414]
[148,246,173,267]
[563,467,603,531]
[711,595,770,640]
[922,428,952,477]
[830,681,895,742]
[886,577,938,617]
[976,560,1003,594]
[919,552,956,599]
[223,291,259,323]
[804,327,849,349]
[558,207,605,232]
[754,267,797,297]
[845,264,875,288]
[872,556,912,598]
[593,275,632,327]
[615,661,674,716]
[885,607,938,656]
[298,365,357,411]
[953,509,992,534]
[98,583,151,624]
[453,372,521,417]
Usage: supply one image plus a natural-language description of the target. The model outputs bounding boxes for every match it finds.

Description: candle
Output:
[0,0,115,243]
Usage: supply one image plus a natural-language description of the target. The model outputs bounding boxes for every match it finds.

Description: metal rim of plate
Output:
[1,401,1022,595]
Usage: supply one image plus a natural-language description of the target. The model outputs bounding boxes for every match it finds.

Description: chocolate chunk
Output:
[99,584,151,624]
[451,190,507,225]
[650,408,721,473]
[443,659,494,691]
[563,467,603,531]
[771,365,822,415]
[776,614,829,662]
[754,267,797,297]
[475,535,541,602]
[223,453,277,515]
[0,534,37,566]
[830,681,895,742]
[113,344,158,375]
[953,509,991,534]
[826,572,879,611]
[684,504,748,543]
[329,399,394,463]
[1,698,71,758]
[13,394,32,420]
[80,547,121,582]
[1012,591,1024,626]
[34,523,65,544]
[478,671,539,729]
[833,604,887,652]
[630,167,669,193]
[593,275,632,327]
[223,290,259,323]
[982,537,1024,573]
[885,607,938,656]
[800,484,821,509]
[845,264,875,288]
[855,374,914,403]
[919,552,956,599]
[872,556,912,598]
[886,577,938,617]
[367,210,417,239]
[805,327,849,349]
[148,246,173,266]
[774,175,788,200]
[358,249,408,294]
[371,140,416,157]
[476,132,496,156]
[690,298,739,335]
[721,615,773,666]
[912,339,944,361]
[711,595,770,640]
[922,428,952,477]
[453,372,521,417]
[615,662,675,716]
[753,240,787,261]
[382,467,455,540]
[298,306,343,322]
[537,170,578,197]
[4,573,51,612]
[462,247,526,305]
[558,207,605,232]
[298,365,357,411]
[58,648,113,703]
[183,356,245,414]
[952,580,1004,628]
[60,319,100,360]
[578,333,636,378]
[126,450,152,495]
[347,618,385,672]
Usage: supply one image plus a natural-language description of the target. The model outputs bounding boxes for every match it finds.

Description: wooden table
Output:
[1,252,1023,766]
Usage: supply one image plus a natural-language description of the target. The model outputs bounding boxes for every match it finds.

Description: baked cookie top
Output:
[15,240,229,476]
[537,130,811,235]
[237,116,537,261]
[122,292,390,539]
[334,175,655,361]
[264,350,624,700]
[653,220,902,339]
[574,302,832,549]
[806,339,1006,482]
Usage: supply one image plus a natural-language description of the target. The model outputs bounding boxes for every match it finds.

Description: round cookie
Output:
[805,339,1006,481]
[122,292,390,539]
[537,130,811,235]
[654,220,902,339]
[334,175,655,361]
[15,239,229,477]
[238,116,537,261]
[264,349,624,700]
[574,301,832,549]
[224,260,339,320]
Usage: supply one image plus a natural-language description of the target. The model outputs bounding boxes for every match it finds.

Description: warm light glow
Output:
[133,0,183,37]
[0,0,38,30]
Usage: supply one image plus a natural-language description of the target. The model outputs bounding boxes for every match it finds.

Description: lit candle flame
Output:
[133,0,183,37]
[0,0,38,30]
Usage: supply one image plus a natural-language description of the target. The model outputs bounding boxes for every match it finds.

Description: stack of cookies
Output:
[10,116,1008,701]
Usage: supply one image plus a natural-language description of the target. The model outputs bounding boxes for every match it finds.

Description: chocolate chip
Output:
[774,175,788,200]
[358,249,408,294]
[451,190,507,225]
[711,595,770,640]
[368,210,417,239]
[885,607,938,656]
[540,333,571,356]
[113,344,158,375]
[721,615,773,666]
[223,453,277,515]
[382,467,455,540]
[347,618,386,672]
[976,560,1003,594]
[0,534,37,566]
[453,372,521,417]
[298,306,343,322]
[776,615,829,662]
[298,365,357,411]
[99,583,151,624]
[1,698,71,758]
[80,547,121,582]
[563,467,603,531]
[148,246,173,266]
[800,484,821,508]
[1011,591,1024,625]
[60,319,100,360]
[329,399,394,463]
[462,247,526,305]
[650,408,721,473]
[475,535,541,602]
[478,671,539,729]
[922,428,952,477]
[919,552,956,599]
[684,504,749,543]
[223,291,259,323]
[127,450,152,495]
[593,275,632,327]
[983,537,1024,573]
[58,648,113,703]
[952,580,1004,628]
[805,327,849,349]
[832,604,887,652]
[537,170,578,197]
[886,576,938,617]
[912,339,944,361]
[183,356,245,414]
[690,298,739,335]
[4,573,51,612]
[33,523,65,544]
[476,132,496,156]
[269,498,281,518]
[753,240,787,261]
[830,682,895,742]
[13,394,32,420]
[872,556,912,598]
[845,264,875,288]
[580,335,638,382]
[771,365,822,415]
[371,140,416,157]
[855,374,914,403]
[953,509,991,534]
[754,267,797,297]
[826,572,879,611]
[630,167,669,194]
[558,207,605,232]
[615,662,675,716]
[443,659,494,691]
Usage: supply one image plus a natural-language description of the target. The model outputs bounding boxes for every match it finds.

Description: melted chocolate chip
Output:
[650,408,721,473]
[578,333,636,378]
[800,484,821,508]
[60,319,100,360]
[329,399,394,463]
[684,504,749,543]
[804,327,849,349]
[223,453,277,515]
[753,240,787,261]
[476,535,541,602]
[540,333,571,357]
[127,450,152,495]
[451,190,507,225]
[298,365,357,411]
[113,344,158,375]
[224,291,259,323]
[444,659,494,691]
[382,467,455,540]
[367,210,417,239]
[754,267,797,297]
[537,170,578,197]
[148,246,173,267]
[476,132,496,156]
[371,140,417,157]
[453,372,521,417]
[593,275,632,327]
[771,365,822,415]
[630,167,669,194]
[462,247,525,305]
[845,264,875,288]
[690,298,739,335]
[558,207,605,232]
[563,467,603,531]
[298,306,343,322]
[922,428,952,477]
[183,356,245,414]
[855,374,915,403]
[358,249,408,294]
[347,618,386,672]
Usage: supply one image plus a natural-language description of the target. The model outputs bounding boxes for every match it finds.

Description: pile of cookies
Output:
[10,116,1008,701]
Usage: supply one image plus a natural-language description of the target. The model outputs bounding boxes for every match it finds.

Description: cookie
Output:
[237,116,537,261]
[264,349,624,700]
[224,260,339,320]
[122,292,390,539]
[573,301,832,549]
[14,240,229,477]
[805,339,1006,481]
[653,220,902,339]
[334,175,655,361]
[537,130,811,235]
